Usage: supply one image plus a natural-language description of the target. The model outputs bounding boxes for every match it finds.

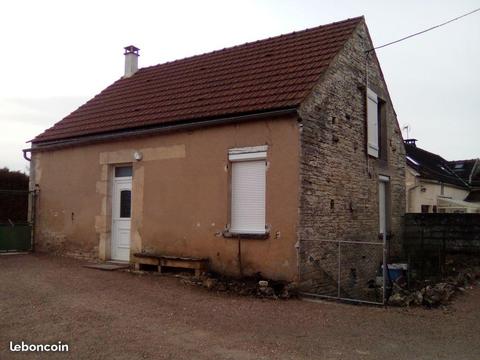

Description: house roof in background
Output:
[33,17,363,143]
[437,197,480,209]
[448,159,480,188]
[405,143,469,189]
[465,190,480,202]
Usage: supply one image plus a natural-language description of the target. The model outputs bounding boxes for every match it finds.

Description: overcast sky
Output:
[1,0,479,172]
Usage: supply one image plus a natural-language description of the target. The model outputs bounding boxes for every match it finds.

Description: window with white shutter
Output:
[367,88,379,158]
[228,146,267,234]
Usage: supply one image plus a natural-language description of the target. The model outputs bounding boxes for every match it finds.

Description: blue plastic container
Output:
[382,263,407,282]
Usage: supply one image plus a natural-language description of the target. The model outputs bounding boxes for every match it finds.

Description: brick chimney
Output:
[124,45,140,78]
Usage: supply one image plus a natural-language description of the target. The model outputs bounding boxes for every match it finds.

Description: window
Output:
[378,98,387,162]
[367,88,379,158]
[115,166,132,177]
[421,205,430,213]
[120,190,131,218]
[367,89,387,160]
[229,146,267,234]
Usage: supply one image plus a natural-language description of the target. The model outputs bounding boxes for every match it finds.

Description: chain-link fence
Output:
[300,239,386,305]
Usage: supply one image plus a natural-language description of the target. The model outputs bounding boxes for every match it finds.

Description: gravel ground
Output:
[1,253,479,360]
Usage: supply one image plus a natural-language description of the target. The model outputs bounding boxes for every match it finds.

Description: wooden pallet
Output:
[133,252,208,276]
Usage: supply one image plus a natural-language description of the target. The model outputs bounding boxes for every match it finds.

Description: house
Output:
[405,139,480,213]
[25,17,405,293]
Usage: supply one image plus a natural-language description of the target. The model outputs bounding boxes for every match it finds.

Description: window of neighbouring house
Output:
[421,205,430,213]
[228,146,267,234]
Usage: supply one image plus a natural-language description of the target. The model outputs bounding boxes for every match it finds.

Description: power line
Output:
[366,7,480,53]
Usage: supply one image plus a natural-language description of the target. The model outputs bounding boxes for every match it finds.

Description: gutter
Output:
[23,108,298,154]
[23,149,31,161]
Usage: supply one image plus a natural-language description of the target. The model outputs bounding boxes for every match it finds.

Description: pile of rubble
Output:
[388,267,480,307]
[182,273,298,299]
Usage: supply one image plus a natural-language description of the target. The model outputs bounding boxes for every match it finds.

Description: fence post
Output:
[420,227,425,280]
[29,189,38,252]
[337,242,341,298]
[441,229,446,278]
[407,253,411,289]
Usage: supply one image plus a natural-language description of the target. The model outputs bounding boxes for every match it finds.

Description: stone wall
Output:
[297,20,406,297]
[404,213,480,253]
[404,213,480,280]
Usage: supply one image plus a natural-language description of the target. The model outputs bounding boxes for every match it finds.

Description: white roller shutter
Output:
[230,159,266,234]
[367,88,379,158]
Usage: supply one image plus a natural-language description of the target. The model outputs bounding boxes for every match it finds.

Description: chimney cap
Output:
[404,138,418,146]
[124,45,140,55]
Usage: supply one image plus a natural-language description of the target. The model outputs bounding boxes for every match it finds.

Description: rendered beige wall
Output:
[32,115,300,281]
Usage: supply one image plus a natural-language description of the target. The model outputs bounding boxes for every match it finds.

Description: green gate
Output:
[0,189,36,252]
[0,223,32,252]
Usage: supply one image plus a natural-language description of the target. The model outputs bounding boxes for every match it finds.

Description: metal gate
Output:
[0,189,37,252]
[300,239,386,305]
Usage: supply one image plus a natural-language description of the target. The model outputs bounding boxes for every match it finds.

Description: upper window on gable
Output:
[367,88,379,158]
[367,89,387,161]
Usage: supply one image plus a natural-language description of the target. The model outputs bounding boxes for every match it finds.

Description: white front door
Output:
[111,166,132,261]
[378,176,389,241]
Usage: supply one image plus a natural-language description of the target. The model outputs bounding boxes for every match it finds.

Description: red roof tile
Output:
[33,17,363,143]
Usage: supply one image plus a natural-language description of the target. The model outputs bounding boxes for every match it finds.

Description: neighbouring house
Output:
[405,139,480,213]
[25,17,405,292]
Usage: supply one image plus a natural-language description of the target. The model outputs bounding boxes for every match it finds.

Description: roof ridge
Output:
[406,143,449,163]
[139,16,364,72]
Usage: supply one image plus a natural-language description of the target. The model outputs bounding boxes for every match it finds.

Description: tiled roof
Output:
[33,17,363,143]
[405,143,469,189]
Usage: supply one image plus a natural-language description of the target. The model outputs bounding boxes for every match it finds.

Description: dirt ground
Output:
[1,254,479,360]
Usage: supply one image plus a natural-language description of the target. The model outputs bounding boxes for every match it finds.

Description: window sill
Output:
[222,230,270,240]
